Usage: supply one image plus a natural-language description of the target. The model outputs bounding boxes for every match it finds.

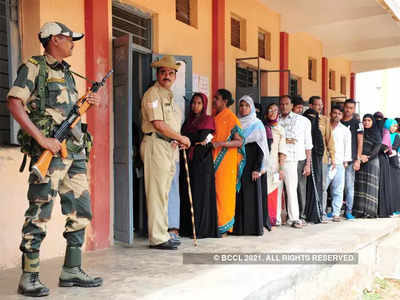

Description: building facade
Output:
[0,0,354,270]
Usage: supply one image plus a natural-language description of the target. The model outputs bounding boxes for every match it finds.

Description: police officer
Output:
[141,55,190,250]
[7,22,102,297]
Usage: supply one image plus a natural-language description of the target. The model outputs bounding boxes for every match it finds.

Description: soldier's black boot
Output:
[59,246,103,288]
[18,253,50,297]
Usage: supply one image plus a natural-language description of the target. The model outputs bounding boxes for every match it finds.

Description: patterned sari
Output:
[213,108,245,234]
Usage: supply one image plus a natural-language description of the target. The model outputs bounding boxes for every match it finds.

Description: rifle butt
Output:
[31,150,53,182]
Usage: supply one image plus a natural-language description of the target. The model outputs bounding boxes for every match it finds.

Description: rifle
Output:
[31,70,113,182]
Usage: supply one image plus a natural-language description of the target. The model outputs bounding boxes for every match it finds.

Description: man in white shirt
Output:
[324,105,352,222]
[279,95,313,228]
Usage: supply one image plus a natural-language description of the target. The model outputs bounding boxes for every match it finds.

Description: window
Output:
[236,67,257,88]
[0,0,19,145]
[112,5,152,50]
[176,0,197,27]
[231,14,246,50]
[290,74,302,97]
[176,0,190,25]
[340,76,346,95]
[308,57,317,81]
[231,17,241,48]
[258,30,271,61]
[329,70,336,90]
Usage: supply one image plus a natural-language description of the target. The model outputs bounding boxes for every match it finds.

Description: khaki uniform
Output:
[8,54,90,262]
[319,115,335,164]
[140,81,181,245]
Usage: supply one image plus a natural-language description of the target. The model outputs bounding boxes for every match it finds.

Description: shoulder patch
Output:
[28,58,38,65]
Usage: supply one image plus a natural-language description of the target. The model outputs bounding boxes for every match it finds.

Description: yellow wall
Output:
[225,0,281,100]
[1,0,86,271]
[289,32,323,102]
[120,0,212,95]
[328,57,352,100]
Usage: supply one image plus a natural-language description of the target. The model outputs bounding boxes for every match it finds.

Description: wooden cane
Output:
[182,149,198,247]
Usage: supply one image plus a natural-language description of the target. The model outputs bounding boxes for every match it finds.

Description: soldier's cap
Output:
[151,55,180,71]
[39,22,84,41]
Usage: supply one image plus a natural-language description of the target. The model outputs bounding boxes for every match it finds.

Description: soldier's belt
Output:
[286,138,297,144]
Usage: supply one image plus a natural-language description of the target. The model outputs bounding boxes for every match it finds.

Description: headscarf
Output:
[182,93,215,160]
[265,103,279,151]
[373,111,385,134]
[363,114,382,144]
[384,119,398,145]
[238,95,269,172]
[182,93,215,135]
[303,108,324,156]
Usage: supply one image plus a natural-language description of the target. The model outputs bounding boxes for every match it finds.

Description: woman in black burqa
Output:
[353,114,382,218]
[303,108,325,223]
[179,92,219,238]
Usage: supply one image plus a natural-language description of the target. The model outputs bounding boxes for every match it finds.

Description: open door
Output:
[113,34,134,244]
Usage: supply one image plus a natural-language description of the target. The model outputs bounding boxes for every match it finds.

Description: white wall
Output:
[356,67,400,119]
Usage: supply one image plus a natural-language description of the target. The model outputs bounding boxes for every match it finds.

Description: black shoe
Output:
[149,240,178,250]
[169,232,181,246]
[18,272,50,297]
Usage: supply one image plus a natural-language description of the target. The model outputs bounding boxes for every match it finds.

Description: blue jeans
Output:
[344,163,355,214]
[325,164,345,216]
[168,162,180,229]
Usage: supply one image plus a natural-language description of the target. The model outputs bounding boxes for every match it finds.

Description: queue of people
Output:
[141,55,400,250]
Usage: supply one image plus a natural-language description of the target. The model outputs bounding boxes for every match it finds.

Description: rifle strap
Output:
[19,154,27,173]
[70,70,94,84]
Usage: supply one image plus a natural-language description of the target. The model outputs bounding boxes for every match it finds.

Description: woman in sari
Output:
[353,114,382,218]
[212,89,245,235]
[179,93,218,238]
[233,96,270,235]
[265,103,287,226]
[303,108,325,224]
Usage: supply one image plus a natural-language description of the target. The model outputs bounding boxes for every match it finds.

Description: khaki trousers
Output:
[141,135,176,245]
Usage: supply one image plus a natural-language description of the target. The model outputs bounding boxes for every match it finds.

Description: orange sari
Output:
[213,108,245,234]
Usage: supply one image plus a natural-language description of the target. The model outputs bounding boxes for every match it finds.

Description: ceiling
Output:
[261,0,400,73]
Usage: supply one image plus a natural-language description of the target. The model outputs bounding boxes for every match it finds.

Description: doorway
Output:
[112,3,192,244]
[112,3,153,244]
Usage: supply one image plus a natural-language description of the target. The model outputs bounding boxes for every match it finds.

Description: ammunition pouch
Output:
[17,111,57,158]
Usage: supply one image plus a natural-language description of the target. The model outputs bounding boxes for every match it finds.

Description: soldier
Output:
[140,55,190,250]
[7,22,102,297]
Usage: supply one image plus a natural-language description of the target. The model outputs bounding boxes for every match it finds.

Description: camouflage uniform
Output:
[8,54,91,268]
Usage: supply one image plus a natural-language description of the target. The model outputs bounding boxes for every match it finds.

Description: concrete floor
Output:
[1,217,400,300]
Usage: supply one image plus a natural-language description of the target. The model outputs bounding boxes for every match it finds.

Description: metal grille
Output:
[112,5,151,50]
[176,0,190,25]
[237,67,257,88]
[0,0,9,144]
[290,78,298,97]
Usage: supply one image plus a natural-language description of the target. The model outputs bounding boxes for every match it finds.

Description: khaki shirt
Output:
[141,81,181,135]
[319,115,335,164]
